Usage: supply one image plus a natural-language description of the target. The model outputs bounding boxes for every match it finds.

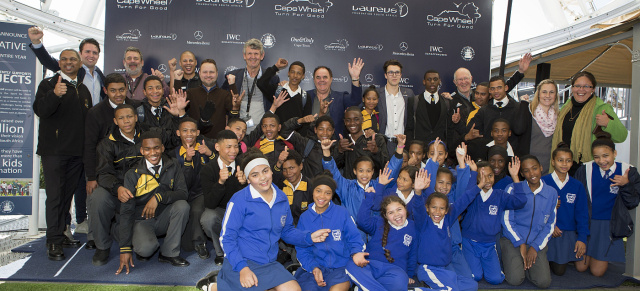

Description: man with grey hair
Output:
[33,49,92,261]
[222,38,280,133]
[121,47,171,101]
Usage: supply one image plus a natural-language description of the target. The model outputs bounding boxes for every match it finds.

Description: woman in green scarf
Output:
[550,71,627,174]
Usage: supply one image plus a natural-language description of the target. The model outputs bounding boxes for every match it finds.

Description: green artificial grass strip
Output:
[0,282,195,291]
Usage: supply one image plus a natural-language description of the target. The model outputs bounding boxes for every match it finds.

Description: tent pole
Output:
[499,0,514,76]
[627,22,640,280]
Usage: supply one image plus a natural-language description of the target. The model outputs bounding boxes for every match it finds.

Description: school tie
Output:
[69,80,77,87]
[152,165,161,178]
[496,101,503,108]
[604,170,611,180]
[430,94,435,103]
[153,107,161,120]
[227,166,233,175]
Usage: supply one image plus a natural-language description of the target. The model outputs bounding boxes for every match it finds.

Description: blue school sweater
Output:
[591,162,623,220]
[322,152,403,220]
[502,181,557,251]
[541,173,590,243]
[461,181,527,243]
[296,202,365,271]
[414,180,479,267]
[357,190,418,277]
[220,184,313,272]
[493,175,513,191]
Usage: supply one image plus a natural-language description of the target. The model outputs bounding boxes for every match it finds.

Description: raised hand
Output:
[168,58,177,72]
[272,90,290,111]
[455,142,467,167]
[319,99,333,116]
[452,108,461,124]
[610,168,630,187]
[298,114,317,124]
[364,129,375,139]
[184,143,196,162]
[232,90,246,110]
[465,123,483,141]
[431,137,442,163]
[338,134,353,153]
[198,139,213,156]
[219,167,230,185]
[173,69,184,80]
[364,135,378,153]
[518,52,533,74]
[465,155,477,172]
[226,74,236,85]
[395,134,406,147]
[321,139,336,157]
[508,156,521,182]
[164,88,189,117]
[28,26,44,44]
[378,164,394,185]
[53,76,67,97]
[275,58,288,70]
[348,57,365,80]
[151,68,164,79]
[414,168,431,192]
[277,147,290,168]
[441,92,452,100]
[478,169,488,190]
[595,110,610,127]
[236,166,247,184]
[408,153,419,167]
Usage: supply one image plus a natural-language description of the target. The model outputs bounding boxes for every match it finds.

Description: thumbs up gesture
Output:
[277,147,290,168]
[184,143,196,162]
[198,139,213,156]
[595,109,610,127]
[365,134,378,153]
[54,76,67,97]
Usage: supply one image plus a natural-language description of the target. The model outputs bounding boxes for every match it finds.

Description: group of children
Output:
[193,116,640,291]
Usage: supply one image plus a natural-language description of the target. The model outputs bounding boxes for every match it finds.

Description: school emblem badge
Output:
[332,229,341,241]
[610,186,619,194]
[301,201,308,210]
[544,214,550,224]
[566,193,576,204]
[280,215,287,227]
[489,205,498,215]
[403,234,412,246]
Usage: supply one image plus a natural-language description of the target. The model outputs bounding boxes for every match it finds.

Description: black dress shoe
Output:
[62,237,81,248]
[195,243,210,260]
[92,248,110,266]
[85,240,96,250]
[158,254,190,267]
[196,269,219,290]
[136,253,151,262]
[47,244,65,261]
[214,255,224,265]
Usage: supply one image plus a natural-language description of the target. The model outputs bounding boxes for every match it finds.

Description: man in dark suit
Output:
[376,60,415,155]
[221,38,280,134]
[33,49,92,261]
[305,58,364,137]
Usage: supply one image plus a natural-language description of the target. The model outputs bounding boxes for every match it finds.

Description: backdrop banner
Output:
[0,21,36,215]
[104,0,491,94]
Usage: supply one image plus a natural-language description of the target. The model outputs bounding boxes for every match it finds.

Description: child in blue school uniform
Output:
[574,133,640,277]
[461,158,527,285]
[487,145,513,191]
[426,139,457,179]
[412,167,479,291]
[357,171,419,287]
[211,149,331,291]
[500,155,558,289]
[541,143,589,276]
[295,174,409,291]
[320,134,405,221]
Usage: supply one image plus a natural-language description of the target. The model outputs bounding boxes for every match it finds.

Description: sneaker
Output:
[75,220,89,234]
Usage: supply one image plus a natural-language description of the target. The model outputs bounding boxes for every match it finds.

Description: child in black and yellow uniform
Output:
[170,117,216,260]
[361,85,380,133]
[117,131,190,275]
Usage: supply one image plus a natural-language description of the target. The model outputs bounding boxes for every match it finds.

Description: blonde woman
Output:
[513,79,559,174]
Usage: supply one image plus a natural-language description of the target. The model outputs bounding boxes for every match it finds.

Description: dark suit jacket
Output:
[306,84,362,137]
[29,43,106,100]
[221,67,280,112]
[375,86,415,135]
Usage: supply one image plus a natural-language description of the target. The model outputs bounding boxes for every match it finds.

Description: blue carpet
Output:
[3,234,220,286]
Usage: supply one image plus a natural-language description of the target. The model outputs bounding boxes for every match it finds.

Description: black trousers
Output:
[41,155,83,244]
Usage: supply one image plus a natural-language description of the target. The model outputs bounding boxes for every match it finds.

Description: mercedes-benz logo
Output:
[158,64,167,73]
[194,31,204,40]
[365,74,374,83]
[399,42,408,51]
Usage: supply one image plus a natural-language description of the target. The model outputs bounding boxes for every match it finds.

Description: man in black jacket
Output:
[117,131,190,274]
[33,49,91,261]
[90,104,143,266]
[199,130,245,265]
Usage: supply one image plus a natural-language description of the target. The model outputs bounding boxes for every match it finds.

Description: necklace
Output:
[568,107,581,121]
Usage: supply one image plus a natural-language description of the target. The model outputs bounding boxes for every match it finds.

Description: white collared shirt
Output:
[384,86,405,138]
[527,181,544,195]
[423,91,440,104]
[217,157,236,175]
[357,181,370,191]
[283,82,302,98]
[349,131,366,145]
[249,184,277,208]
[551,171,569,190]
[108,99,118,109]
[389,219,409,230]
[433,218,444,229]
[120,129,136,143]
[83,64,102,106]
[396,189,415,205]
[600,163,617,178]
[480,188,493,202]
[493,97,509,107]
[59,71,78,84]
[311,201,330,213]
[146,159,163,175]
[486,141,514,157]
[288,175,304,192]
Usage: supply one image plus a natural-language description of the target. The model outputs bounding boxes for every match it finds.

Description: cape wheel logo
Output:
[194,31,204,40]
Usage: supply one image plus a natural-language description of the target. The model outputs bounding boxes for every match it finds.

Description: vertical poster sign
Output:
[0,22,35,215]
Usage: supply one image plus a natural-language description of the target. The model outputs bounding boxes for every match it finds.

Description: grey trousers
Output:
[500,237,551,288]
[180,195,206,252]
[88,187,120,250]
[200,207,226,257]
[132,200,190,257]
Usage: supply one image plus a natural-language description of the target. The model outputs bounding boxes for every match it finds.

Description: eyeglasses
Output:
[572,85,593,89]
[386,71,401,76]
[456,77,470,82]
